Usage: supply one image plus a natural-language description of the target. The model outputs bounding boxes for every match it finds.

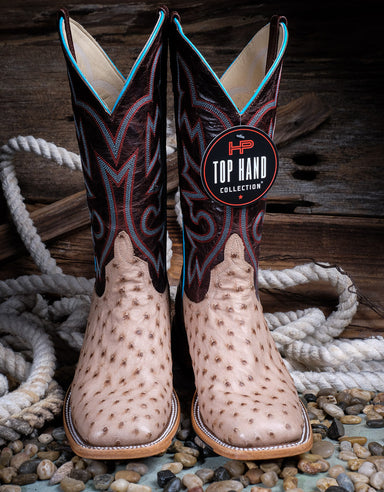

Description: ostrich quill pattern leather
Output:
[184,234,304,447]
[71,231,174,447]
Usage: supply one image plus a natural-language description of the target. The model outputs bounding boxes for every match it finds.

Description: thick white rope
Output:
[0,134,383,440]
[0,137,83,275]
[0,344,31,385]
[0,315,56,421]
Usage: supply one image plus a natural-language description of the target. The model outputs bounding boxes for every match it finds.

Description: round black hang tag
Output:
[201,126,278,207]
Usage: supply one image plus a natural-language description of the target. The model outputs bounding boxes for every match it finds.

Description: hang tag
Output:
[201,126,278,207]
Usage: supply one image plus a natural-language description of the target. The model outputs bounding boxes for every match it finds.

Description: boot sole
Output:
[63,388,180,459]
[191,392,312,460]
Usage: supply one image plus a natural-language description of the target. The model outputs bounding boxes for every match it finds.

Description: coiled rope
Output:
[0,135,383,440]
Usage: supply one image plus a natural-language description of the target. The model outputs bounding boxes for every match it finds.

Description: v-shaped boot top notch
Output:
[173,15,288,115]
[58,10,166,114]
[221,19,287,113]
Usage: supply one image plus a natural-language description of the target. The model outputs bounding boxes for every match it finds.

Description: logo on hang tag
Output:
[201,126,279,207]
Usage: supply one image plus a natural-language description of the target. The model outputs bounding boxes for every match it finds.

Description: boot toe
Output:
[71,384,172,447]
[197,389,305,448]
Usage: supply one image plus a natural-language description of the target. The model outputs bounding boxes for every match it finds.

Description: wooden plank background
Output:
[0,0,383,338]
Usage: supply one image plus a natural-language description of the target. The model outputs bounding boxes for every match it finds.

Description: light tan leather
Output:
[62,18,125,111]
[184,233,304,448]
[70,231,173,447]
[220,23,285,111]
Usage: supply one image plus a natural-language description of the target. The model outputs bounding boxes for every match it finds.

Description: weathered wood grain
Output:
[0,191,89,261]
[274,93,331,147]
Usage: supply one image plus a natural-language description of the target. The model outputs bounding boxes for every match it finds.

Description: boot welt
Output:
[191,392,312,460]
[63,388,180,459]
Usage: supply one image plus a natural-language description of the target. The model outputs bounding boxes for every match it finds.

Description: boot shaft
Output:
[58,8,169,295]
[170,14,288,302]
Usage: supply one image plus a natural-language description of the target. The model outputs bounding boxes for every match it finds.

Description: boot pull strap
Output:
[159,4,170,18]
[58,8,77,61]
[265,15,287,74]
[170,10,181,23]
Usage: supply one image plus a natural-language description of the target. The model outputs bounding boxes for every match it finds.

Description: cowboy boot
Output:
[170,13,312,459]
[57,7,180,459]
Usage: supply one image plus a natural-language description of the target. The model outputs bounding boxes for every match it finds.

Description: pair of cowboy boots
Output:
[58,7,312,460]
